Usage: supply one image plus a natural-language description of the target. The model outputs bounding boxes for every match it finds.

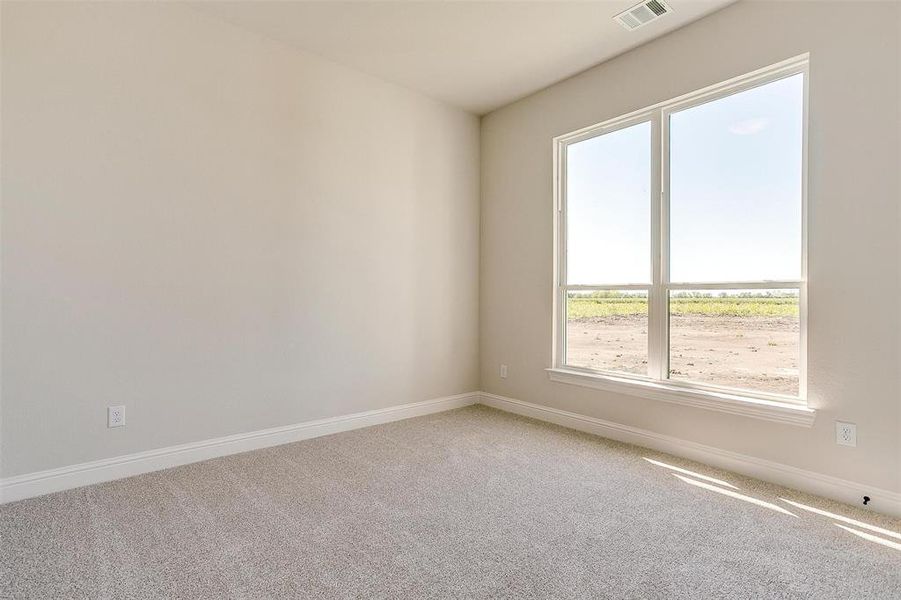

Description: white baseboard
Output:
[0,392,479,504]
[5,389,899,519]
[480,392,901,519]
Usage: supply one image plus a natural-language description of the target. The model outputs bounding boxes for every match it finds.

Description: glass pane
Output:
[669,74,804,283]
[566,121,651,285]
[668,289,800,396]
[565,291,648,375]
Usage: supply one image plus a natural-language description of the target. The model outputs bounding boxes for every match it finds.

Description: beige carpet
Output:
[2,405,900,599]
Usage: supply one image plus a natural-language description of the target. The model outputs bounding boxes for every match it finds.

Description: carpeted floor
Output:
[1,405,900,599]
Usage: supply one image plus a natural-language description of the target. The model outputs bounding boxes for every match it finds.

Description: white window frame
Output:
[549,55,814,427]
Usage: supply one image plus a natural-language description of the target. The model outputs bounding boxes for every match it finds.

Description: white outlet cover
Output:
[108,405,125,428]
[500,364,508,379]
[835,421,856,447]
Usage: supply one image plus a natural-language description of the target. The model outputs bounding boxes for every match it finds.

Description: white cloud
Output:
[728,117,770,135]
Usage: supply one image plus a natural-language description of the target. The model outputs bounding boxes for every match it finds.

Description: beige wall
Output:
[1,2,480,477]
[481,1,901,493]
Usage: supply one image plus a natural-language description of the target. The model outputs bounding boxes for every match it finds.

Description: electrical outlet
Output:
[500,364,508,379]
[835,421,856,447]
[108,405,125,428]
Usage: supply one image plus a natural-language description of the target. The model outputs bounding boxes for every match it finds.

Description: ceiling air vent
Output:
[614,0,672,31]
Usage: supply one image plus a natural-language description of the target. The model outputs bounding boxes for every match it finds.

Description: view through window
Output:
[558,59,806,399]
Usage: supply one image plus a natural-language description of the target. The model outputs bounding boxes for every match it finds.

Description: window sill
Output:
[545,368,816,427]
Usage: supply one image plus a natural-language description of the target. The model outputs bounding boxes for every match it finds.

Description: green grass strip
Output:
[567,297,799,318]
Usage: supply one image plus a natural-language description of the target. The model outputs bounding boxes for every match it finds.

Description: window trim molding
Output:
[546,368,816,427]
[551,54,810,416]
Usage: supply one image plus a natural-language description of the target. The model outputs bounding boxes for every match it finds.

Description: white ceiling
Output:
[191,1,736,115]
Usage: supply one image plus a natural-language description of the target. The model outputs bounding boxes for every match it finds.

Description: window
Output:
[553,57,807,407]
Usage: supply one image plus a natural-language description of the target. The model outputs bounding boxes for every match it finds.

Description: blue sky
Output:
[567,73,804,286]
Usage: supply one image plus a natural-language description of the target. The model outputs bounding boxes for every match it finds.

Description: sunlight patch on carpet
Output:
[674,474,797,517]
[643,457,739,490]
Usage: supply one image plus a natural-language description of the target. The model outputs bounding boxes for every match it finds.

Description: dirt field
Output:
[566,314,799,396]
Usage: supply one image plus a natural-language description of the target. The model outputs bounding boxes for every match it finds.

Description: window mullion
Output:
[648,110,668,381]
